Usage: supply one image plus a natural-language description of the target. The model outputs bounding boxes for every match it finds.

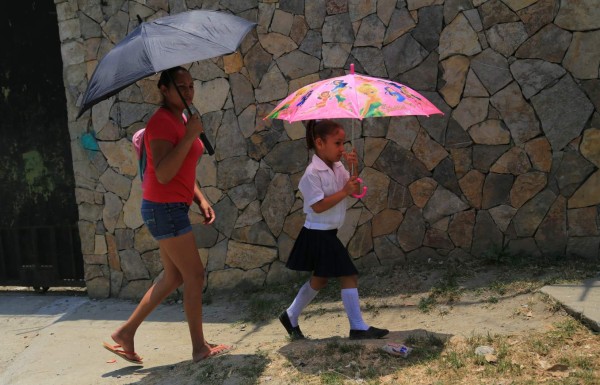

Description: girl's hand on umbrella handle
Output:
[344,176,360,196]
[351,177,368,199]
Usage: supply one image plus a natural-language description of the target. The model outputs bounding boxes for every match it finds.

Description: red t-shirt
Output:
[142,108,204,205]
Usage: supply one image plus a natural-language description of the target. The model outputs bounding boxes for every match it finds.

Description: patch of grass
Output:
[444,351,465,370]
[324,340,364,358]
[243,293,289,324]
[531,339,550,355]
[417,269,464,314]
[320,371,344,385]
[235,355,270,383]
[418,295,436,313]
[541,295,564,313]
[194,361,216,382]
[486,296,499,303]
[362,365,379,379]
[489,280,507,295]
[549,319,579,341]
[573,356,594,370]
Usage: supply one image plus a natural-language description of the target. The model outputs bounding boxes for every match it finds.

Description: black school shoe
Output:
[279,311,305,340]
[349,326,389,340]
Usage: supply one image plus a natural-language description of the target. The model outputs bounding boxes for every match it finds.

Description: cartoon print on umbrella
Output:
[270,86,312,119]
[331,79,353,112]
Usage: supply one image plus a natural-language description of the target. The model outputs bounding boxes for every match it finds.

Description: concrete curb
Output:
[539,277,600,333]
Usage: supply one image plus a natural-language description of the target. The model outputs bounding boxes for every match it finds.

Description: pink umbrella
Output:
[266,64,442,122]
[266,64,443,198]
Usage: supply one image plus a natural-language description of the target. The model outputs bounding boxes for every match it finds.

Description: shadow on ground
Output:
[278,328,452,381]
[102,353,270,385]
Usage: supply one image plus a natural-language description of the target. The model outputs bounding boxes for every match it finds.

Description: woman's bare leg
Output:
[158,231,216,362]
[111,243,183,360]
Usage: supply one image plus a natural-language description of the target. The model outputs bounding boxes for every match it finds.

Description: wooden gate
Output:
[0,2,84,290]
[0,225,84,291]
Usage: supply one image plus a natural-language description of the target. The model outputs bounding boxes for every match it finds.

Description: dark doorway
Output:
[0,1,83,287]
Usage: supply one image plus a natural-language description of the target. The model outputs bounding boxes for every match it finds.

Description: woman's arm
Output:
[151,114,204,184]
[193,181,215,224]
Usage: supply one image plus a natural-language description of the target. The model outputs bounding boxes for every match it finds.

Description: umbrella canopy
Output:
[77,10,256,118]
[265,64,442,122]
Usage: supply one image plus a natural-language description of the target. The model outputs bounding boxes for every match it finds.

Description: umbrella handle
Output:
[199,132,215,155]
[351,177,367,199]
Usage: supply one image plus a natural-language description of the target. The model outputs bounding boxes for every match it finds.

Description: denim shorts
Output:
[141,200,192,240]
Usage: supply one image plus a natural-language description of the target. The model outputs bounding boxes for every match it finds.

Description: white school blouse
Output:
[299,154,350,230]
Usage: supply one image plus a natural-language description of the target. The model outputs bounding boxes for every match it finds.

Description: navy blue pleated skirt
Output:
[286,227,358,277]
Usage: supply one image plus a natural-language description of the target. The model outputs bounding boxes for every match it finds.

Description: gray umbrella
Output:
[77,10,256,154]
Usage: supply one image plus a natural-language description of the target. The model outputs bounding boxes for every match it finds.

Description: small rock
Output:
[475,345,495,356]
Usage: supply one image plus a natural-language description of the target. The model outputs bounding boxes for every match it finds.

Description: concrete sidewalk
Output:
[540,277,600,333]
[1,277,599,385]
[0,291,257,385]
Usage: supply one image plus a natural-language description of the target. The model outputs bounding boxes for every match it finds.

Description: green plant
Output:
[444,351,464,369]
[487,296,499,303]
[549,319,579,340]
[236,356,269,382]
[418,295,436,313]
[489,281,507,295]
[244,295,286,323]
[324,340,341,355]
[339,342,362,355]
[320,371,344,385]
[362,365,378,379]
[531,339,550,355]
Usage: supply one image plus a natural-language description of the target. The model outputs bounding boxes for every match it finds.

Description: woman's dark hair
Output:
[305,119,343,149]
[157,66,187,88]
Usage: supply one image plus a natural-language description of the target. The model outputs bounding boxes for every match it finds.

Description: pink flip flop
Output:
[102,341,143,364]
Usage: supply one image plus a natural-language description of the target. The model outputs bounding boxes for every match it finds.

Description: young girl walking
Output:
[279,119,389,340]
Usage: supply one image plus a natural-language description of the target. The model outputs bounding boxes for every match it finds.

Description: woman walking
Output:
[103,66,230,364]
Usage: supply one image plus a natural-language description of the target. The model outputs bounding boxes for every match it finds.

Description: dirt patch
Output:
[127,259,600,384]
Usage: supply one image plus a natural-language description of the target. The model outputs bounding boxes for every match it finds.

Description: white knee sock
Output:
[341,288,369,331]
[286,281,319,327]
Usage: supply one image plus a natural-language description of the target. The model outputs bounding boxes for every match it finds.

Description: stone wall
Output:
[55,0,600,299]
